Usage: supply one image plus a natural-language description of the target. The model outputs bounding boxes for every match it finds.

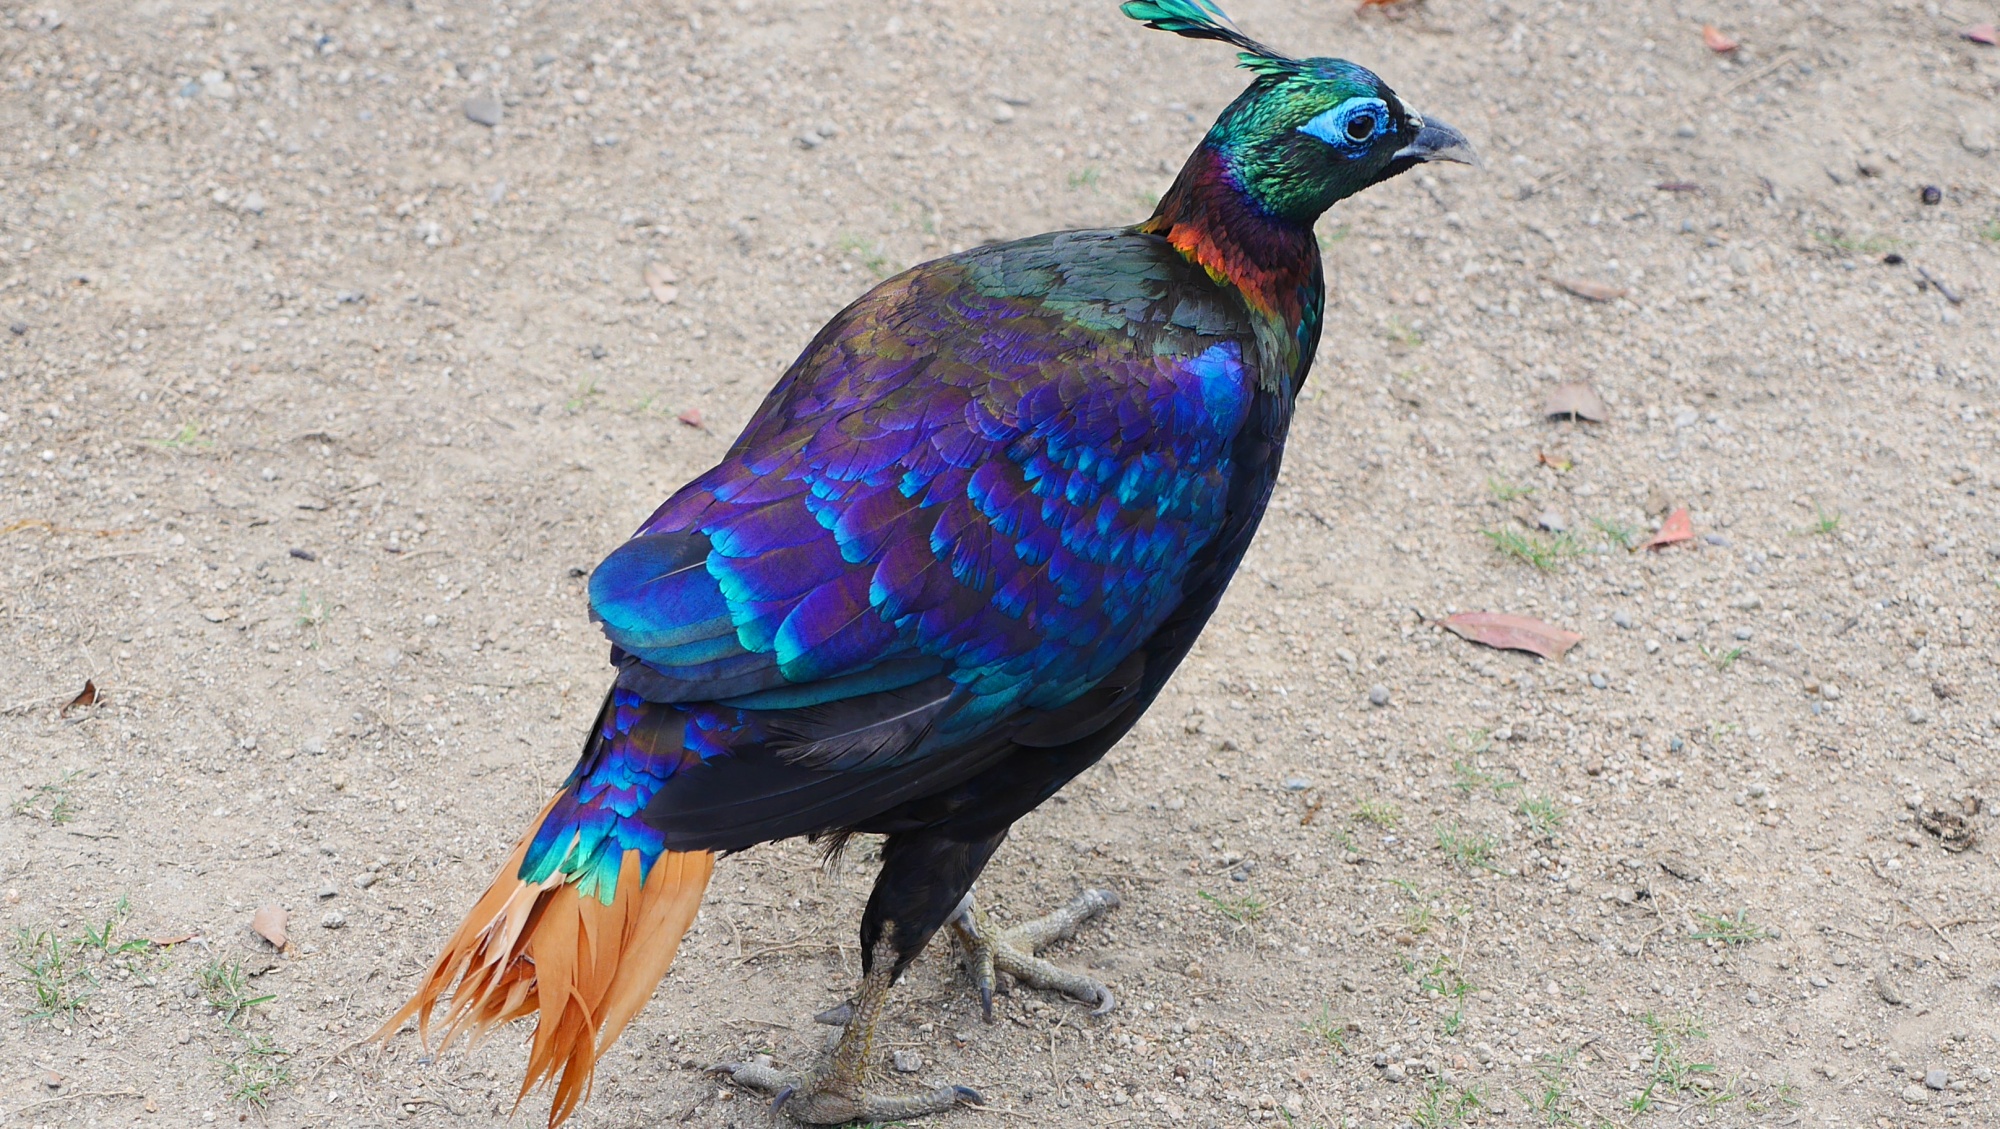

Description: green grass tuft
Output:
[1482,527,1582,572]
[836,235,892,278]
[1812,229,1901,256]
[1690,909,1773,946]
[13,770,81,825]
[11,928,95,1021]
[1517,795,1566,837]
[218,1029,292,1107]
[1302,1003,1353,1055]
[1629,1013,1718,1113]
[199,960,276,1024]
[1485,476,1536,502]
[1801,502,1842,536]
[1589,515,1641,549]
[1197,890,1266,924]
[1353,799,1401,828]
[144,422,213,450]
[1434,823,1502,872]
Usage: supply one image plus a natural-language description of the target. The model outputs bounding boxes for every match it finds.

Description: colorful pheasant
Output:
[377,2,1472,1123]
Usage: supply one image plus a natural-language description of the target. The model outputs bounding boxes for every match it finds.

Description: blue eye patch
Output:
[1298,97,1391,148]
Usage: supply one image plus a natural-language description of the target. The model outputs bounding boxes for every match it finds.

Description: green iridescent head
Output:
[1123,0,1475,226]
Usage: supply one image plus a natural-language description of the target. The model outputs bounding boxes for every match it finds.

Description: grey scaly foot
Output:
[949,887,1120,1022]
[713,1057,978,1125]
[710,939,983,1124]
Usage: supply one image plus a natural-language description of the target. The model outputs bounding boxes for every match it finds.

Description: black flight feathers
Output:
[1119,0,1303,77]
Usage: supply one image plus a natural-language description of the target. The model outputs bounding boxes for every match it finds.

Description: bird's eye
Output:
[1344,113,1378,142]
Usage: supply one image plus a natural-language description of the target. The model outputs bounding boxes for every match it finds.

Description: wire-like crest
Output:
[1119,0,1304,77]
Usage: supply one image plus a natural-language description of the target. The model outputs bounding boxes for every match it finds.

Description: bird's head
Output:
[1124,0,1475,227]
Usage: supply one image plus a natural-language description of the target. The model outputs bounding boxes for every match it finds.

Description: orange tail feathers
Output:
[375,800,713,1128]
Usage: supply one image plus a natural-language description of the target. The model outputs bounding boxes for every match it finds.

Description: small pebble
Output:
[1589,673,1608,689]
[1733,626,1752,641]
[1283,776,1311,791]
[1644,639,1661,654]
[1906,706,1929,725]
[464,94,503,127]
[1612,610,1633,629]
[237,191,266,216]
[1876,973,1905,1005]
[1536,509,1567,533]
[1382,1063,1406,1083]
[317,885,337,900]
[1820,683,1842,701]
[892,1050,923,1073]
[321,911,347,930]
[1920,185,1942,206]
[1367,684,1390,707]
[354,872,378,889]
[1925,1068,1948,1090]
[1673,623,1695,642]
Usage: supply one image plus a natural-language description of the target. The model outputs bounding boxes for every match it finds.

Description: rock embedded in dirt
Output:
[1367,684,1390,707]
[1876,973,1905,1005]
[464,94,503,127]
[892,1050,923,1073]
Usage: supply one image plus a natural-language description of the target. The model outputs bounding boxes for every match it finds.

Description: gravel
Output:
[2,5,1995,1129]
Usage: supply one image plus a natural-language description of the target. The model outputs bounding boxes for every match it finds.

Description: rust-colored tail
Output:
[375,800,713,1127]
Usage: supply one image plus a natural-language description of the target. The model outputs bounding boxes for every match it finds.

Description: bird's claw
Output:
[712,1059,979,1124]
[951,888,1121,1022]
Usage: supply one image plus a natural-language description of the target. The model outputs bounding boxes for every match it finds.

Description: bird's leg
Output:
[949,887,1120,1022]
[710,936,981,1125]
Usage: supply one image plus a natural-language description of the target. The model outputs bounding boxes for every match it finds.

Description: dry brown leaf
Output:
[1537,451,1574,472]
[1442,612,1583,661]
[249,905,288,951]
[677,408,704,429]
[643,261,680,305]
[1552,276,1628,303]
[60,679,98,717]
[1702,25,1738,52]
[1642,506,1694,550]
[1544,382,1610,422]
[1963,23,1997,46]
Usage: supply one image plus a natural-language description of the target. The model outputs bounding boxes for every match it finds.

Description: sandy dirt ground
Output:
[2,1,1998,1127]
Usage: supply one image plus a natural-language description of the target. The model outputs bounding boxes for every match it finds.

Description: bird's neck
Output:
[1139,144,1321,327]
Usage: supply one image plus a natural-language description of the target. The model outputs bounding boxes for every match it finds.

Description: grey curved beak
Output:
[1393,117,1478,167]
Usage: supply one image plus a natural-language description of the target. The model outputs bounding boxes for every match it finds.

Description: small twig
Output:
[1916,265,1962,304]
[1720,50,1797,97]
[14,1089,145,1114]
[1901,902,1961,952]
[307,1033,380,1083]
[734,939,840,967]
